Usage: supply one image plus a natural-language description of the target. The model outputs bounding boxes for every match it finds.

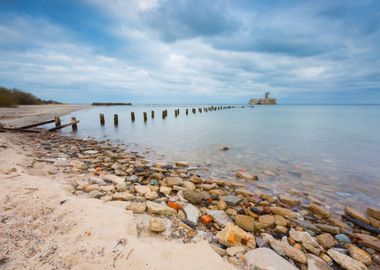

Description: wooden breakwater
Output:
[92,102,132,106]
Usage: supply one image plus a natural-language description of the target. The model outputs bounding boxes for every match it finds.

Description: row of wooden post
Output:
[53,116,78,132]
[98,106,237,125]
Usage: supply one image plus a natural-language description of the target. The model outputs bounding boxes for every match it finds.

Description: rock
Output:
[292,219,321,234]
[112,192,135,201]
[289,228,323,255]
[320,253,333,264]
[367,207,380,221]
[309,203,331,218]
[221,195,242,206]
[127,175,138,182]
[206,210,233,227]
[146,201,177,216]
[327,248,368,270]
[280,195,300,206]
[183,190,204,204]
[316,224,340,234]
[84,184,100,192]
[354,233,380,252]
[134,185,151,195]
[198,183,218,191]
[116,182,127,192]
[159,186,172,195]
[244,248,298,270]
[145,191,159,200]
[307,254,333,270]
[165,176,183,187]
[317,233,335,249]
[275,225,288,234]
[220,145,229,151]
[128,201,146,214]
[210,244,227,256]
[88,190,102,198]
[149,219,166,233]
[335,234,352,244]
[270,206,297,219]
[175,161,189,167]
[345,207,370,224]
[226,246,245,256]
[267,235,307,264]
[236,171,258,181]
[217,200,227,210]
[183,181,195,191]
[235,215,254,232]
[103,174,124,185]
[275,215,289,227]
[70,160,86,170]
[216,224,255,248]
[346,244,372,266]
[183,204,200,226]
[259,215,276,229]
[200,215,213,224]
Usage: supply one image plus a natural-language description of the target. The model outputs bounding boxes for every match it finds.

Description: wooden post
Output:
[186,108,188,115]
[99,114,105,125]
[192,108,196,114]
[199,108,202,113]
[143,112,147,122]
[151,110,154,118]
[162,110,165,119]
[55,116,61,127]
[114,114,118,126]
[71,117,78,131]
[175,110,178,117]
[131,112,135,122]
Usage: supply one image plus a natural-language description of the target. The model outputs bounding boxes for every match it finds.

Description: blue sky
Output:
[0,0,379,104]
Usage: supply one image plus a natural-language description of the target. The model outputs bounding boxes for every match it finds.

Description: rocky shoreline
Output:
[2,130,380,270]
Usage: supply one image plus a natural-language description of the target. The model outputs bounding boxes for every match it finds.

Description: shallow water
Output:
[54,105,380,210]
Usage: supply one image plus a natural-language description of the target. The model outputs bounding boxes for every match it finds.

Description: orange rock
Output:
[200,215,213,224]
[227,233,238,245]
[167,201,182,210]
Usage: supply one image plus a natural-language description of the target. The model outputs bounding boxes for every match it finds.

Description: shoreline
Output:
[1,129,380,269]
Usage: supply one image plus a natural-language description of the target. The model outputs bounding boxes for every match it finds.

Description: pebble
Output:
[175,161,189,167]
[116,182,127,192]
[183,190,204,204]
[307,253,333,270]
[165,176,183,187]
[354,233,380,252]
[317,233,336,249]
[258,215,276,229]
[327,248,368,270]
[235,214,255,232]
[183,181,195,191]
[279,195,300,206]
[183,203,201,227]
[346,244,372,266]
[128,201,147,214]
[226,246,246,256]
[309,203,331,218]
[217,200,227,210]
[345,207,370,224]
[216,224,255,248]
[149,218,166,233]
[316,224,341,234]
[235,171,257,181]
[367,207,380,221]
[159,186,172,195]
[335,234,352,244]
[244,247,298,270]
[146,201,177,216]
[206,209,233,227]
[102,174,124,185]
[266,234,307,264]
[145,191,159,200]
[221,195,242,206]
[134,185,151,195]
[269,206,297,219]
[275,225,288,234]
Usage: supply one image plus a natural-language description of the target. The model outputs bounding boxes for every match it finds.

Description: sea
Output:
[51,104,380,211]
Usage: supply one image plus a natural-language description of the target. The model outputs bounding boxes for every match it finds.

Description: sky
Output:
[0,0,380,104]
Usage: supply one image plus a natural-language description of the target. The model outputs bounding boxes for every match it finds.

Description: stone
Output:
[165,176,183,187]
[175,161,189,167]
[320,253,333,264]
[134,185,151,195]
[198,183,218,191]
[200,215,213,224]
[128,201,146,214]
[292,219,321,234]
[280,195,300,206]
[70,160,86,170]
[88,190,102,199]
[219,145,229,151]
[159,186,172,195]
[183,190,204,204]
[103,174,124,185]
[335,234,352,244]
[275,215,289,227]
[206,210,233,227]
[267,235,307,264]
[346,244,372,266]
[289,228,323,255]
[221,195,242,206]
[327,248,368,270]
[149,219,166,233]
[317,233,335,249]
[316,224,340,234]
[345,207,370,224]
[127,175,138,182]
[210,244,227,256]
[236,171,258,181]
[354,233,380,252]
[309,203,331,218]
[367,207,380,221]
[183,204,200,226]
[146,201,177,216]
[259,215,276,229]
[217,200,227,210]
[216,224,255,248]
[112,192,135,201]
[275,225,288,234]
[183,181,195,191]
[235,214,254,232]
[84,184,100,192]
[270,206,297,219]
[145,191,159,200]
[244,248,298,270]
[116,182,127,192]
[307,254,333,270]
[226,246,245,256]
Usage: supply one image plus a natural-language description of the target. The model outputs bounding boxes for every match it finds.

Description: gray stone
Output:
[221,195,242,206]
[206,210,233,227]
[307,253,333,270]
[102,174,124,185]
[183,203,200,226]
[327,248,368,270]
[183,190,204,204]
[244,248,298,270]
[335,234,352,244]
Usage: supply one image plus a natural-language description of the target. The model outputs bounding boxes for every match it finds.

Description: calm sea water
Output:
[55,105,380,210]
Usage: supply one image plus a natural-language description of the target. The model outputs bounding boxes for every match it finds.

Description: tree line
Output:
[0,86,61,107]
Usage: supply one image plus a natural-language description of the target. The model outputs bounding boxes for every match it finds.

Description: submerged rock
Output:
[309,203,331,218]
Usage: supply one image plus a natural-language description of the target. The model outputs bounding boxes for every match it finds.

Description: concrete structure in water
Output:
[249,92,277,105]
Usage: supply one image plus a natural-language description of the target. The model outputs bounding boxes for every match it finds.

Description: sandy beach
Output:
[1,106,380,270]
